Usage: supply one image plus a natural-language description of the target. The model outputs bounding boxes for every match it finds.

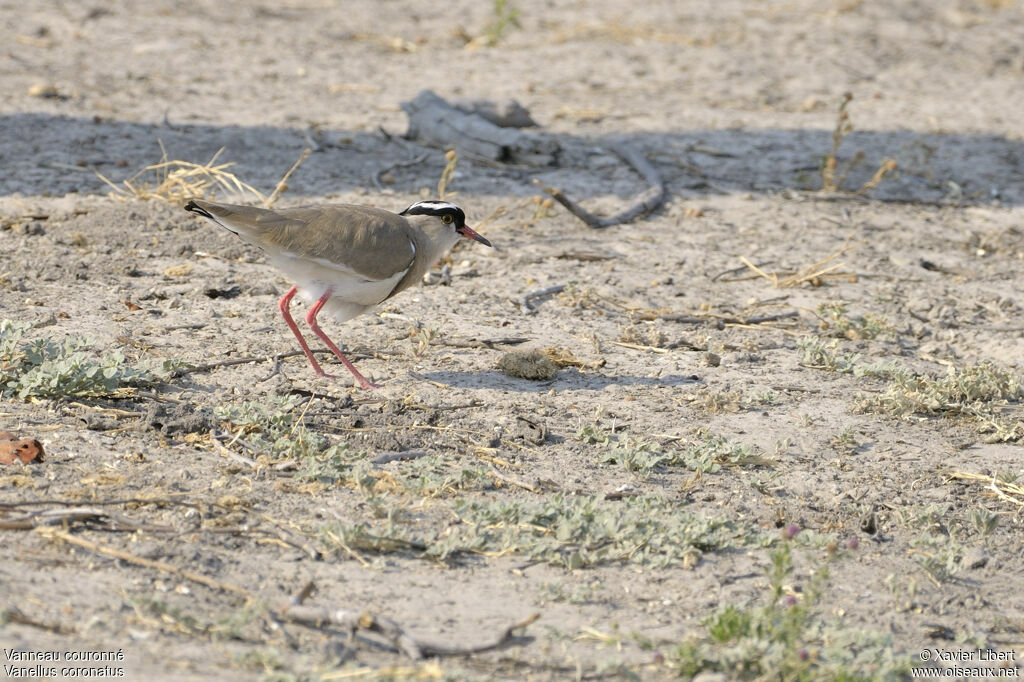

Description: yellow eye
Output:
[442,214,454,224]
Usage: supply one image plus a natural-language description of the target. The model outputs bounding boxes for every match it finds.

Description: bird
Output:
[184,198,491,389]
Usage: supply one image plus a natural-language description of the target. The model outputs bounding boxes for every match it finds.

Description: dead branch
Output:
[711,260,776,282]
[254,513,324,561]
[2,607,77,635]
[264,147,311,208]
[486,467,541,494]
[281,589,538,659]
[0,507,173,532]
[517,284,566,314]
[173,350,338,378]
[440,336,530,349]
[657,310,799,326]
[0,494,196,509]
[373,151,430,190]
[534,142,665,228]
[40,528,252,598]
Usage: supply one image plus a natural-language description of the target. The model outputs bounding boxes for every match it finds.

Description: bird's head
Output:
[399,200,492,248]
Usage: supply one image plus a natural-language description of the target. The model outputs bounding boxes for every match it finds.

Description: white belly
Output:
[268,254,406,323]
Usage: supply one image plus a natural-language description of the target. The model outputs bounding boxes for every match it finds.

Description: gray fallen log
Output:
[401,90,558,166]
[452,98,538,128]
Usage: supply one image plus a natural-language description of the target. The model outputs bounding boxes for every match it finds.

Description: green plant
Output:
[321,495,745,570]
[831,428,859,453]
[817,302,892,340]
[668,432,771,473]
[672,537,909,679]
[0,319,176,398]
[481,0,521,46]
[858,361,1023,441]
[216,396,363,481]
[967,508,999,537]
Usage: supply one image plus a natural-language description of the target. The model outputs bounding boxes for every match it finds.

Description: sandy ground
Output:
[2,1,1023,680]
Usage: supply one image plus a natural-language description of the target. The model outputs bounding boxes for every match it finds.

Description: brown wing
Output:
[192,201,416,282]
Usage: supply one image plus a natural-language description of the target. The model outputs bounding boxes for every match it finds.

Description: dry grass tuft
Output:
[542,346,605,369]
[437,149,459,200]
[946,471,1024,510]
[740,243,858,289]
[821,93,898,195]
[97,143,265,205]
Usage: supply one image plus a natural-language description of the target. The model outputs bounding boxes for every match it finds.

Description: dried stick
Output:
[40,529,252,598]
[172,350,334,378]
[440,336,530,349]
[264,147,311,208]
[534,142,665,228]
[373,152,430,190]
[2,607,77,635]
[486,467,541,494]
[0,507,173,532]
[657,310,799,326]
[281,597,538,659]
[517,284,565,314]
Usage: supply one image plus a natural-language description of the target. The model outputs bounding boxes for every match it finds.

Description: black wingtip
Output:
[184,199,213,219]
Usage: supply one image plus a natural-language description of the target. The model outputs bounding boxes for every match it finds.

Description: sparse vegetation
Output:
[858,360,1023,441]
[574,424,770,477]
[799,334,1022,440]
[0,319,176,399]
[215,396,364,482]
[820,92,898,195]
[481,0,521,47]
[321,494,745,569]
[816,301,892,340]
[672,535,910,680]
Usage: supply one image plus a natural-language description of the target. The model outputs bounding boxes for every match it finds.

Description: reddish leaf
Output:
[0,438,44,464]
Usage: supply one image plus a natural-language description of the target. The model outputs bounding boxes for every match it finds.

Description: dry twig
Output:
[534,142,665,228]
[371,451,430,466]
[40,528,252,598]
[281,582,538,659]
[0,507,172,532]
[373,152,430,190]
[946,472,1024,509]
[264,147,311,207]
[517,284,566,314]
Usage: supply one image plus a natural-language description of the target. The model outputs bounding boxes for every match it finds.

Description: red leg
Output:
[278,286,331,377]
[305,291,379,390]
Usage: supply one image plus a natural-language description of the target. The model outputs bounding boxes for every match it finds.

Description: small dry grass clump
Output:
[542,346,605,370]
[97,142,310,207]
[98,145,265,205]
[691,390,743,414]
[618,323,669,347]
[497,350,558,380]
[820,92,898,195]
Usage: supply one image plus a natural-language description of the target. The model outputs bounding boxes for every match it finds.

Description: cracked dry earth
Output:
[2,1,1024,680]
